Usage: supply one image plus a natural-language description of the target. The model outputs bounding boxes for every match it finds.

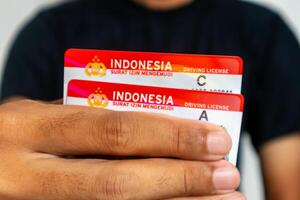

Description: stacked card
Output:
[64,49,244,165]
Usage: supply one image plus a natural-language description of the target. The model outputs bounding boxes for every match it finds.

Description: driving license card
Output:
[65,80,244,165]
[64,49,243,102]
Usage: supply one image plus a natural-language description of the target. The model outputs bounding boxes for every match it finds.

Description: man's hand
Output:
[0,100,244,200]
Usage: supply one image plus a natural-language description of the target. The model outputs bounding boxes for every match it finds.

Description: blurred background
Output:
[0,1,299,199]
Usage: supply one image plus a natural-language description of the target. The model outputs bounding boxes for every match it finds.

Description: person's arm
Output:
[244,10,300,199]
[260,134,300,200]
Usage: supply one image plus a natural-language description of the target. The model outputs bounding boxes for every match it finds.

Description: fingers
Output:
[0,100,240,200]
[4,156,239,200]
[164,192,245,200]
[2,100,231,160]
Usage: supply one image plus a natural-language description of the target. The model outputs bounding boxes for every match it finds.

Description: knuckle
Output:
[180,165,195,195]
[170,120,207,155]
[99,111,134,152]
[171,122,187,154]
[180,162,213,195]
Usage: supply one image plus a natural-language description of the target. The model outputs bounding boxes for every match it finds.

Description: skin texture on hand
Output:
[0,99,243,200]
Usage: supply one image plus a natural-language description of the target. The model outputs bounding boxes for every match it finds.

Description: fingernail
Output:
[213,167,240,190]
[207,132,231,155]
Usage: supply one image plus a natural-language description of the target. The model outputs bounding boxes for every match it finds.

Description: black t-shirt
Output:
[1,0,300,151]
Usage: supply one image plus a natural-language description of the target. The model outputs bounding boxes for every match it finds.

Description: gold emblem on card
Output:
[85,56,107,76]
[87,88,109,108]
